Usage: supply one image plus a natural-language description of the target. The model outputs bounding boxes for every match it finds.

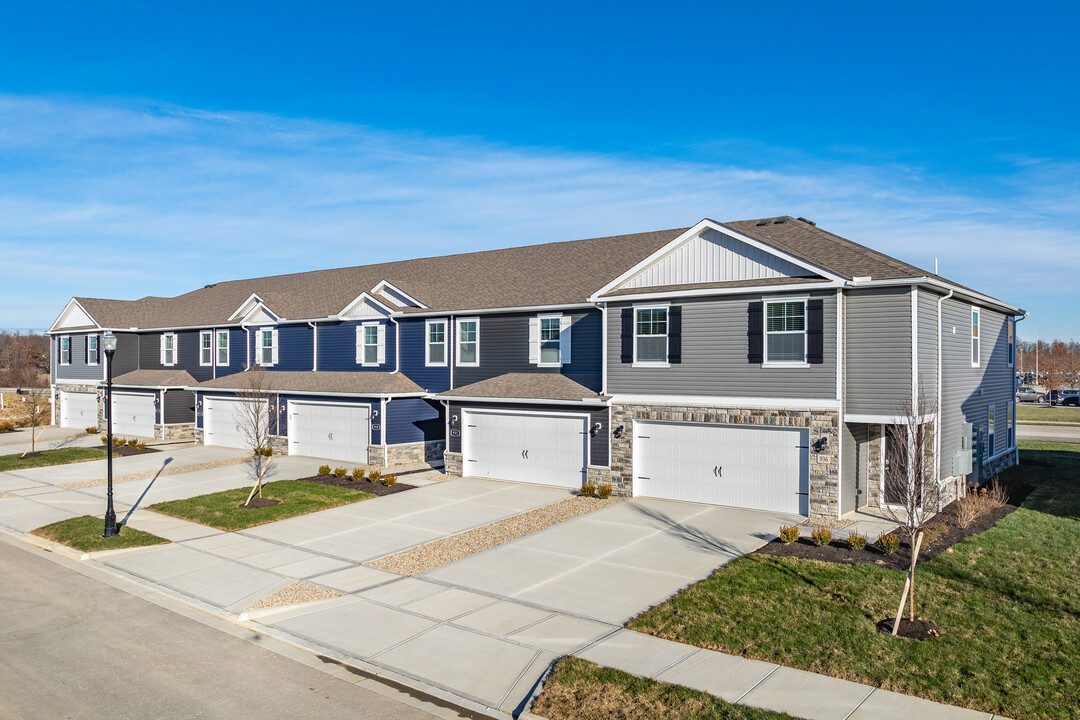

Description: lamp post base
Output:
[103,509,119,538]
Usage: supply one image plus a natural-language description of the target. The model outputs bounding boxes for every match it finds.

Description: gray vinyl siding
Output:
[606,291,836,398]
[841,422,857,514]
[54,333,103,381]
[844,287,912,415]
[112,332,139,376]
[939,297,1016,481]
[163,390,195,424]
[453,310,602,390]
[138,330,203,374]
[446,401,609,467]
[916,289,939,394]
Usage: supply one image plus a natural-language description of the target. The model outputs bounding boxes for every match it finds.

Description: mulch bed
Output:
[876,617,940,640]
[110,445,161,457]
[295,474,415,497]
[240,498,282,509]
[757,482,1033,571]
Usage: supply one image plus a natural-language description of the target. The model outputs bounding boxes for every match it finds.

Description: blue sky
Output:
[1,1,1077,339]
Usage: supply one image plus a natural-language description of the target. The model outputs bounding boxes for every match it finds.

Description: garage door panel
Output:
[60,391,98,429]
[111,393,156,437]
[463,410,586,489]
[287,401,369,464]
[204,397,249,449]
[635,421,809,515]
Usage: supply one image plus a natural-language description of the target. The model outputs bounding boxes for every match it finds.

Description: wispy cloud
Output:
[0,93,1076,337]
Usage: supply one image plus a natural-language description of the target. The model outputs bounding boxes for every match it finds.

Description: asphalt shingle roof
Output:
[437,373,604,402]
[192,371,424,395]
[112,369,198,388]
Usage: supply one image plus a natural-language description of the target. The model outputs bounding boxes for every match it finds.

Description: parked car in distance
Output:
[1050,389,1080,407]
[1016,386,1047,403]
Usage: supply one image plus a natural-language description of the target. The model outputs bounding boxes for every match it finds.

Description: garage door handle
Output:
[713,466,722,477]
[521,449,529,460]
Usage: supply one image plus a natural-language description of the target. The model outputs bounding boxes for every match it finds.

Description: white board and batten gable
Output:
[337,292,394,320]
[593,219,845,299]
[49,298,100,333]
[371,280,426,309]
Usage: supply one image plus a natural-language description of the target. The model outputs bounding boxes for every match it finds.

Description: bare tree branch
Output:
[234,370,275,506]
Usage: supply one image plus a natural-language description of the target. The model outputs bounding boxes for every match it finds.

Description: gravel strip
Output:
[366,495,622,576]
[0,492,13,499]
[799,517,854,530]
[247,580,342,610]
[59,456,250,490]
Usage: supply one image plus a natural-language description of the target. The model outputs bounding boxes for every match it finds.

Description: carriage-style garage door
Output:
[634,421,809,515]
[287,401,370,464]
[462,409,587,489]
[203,396,250,449]
[59,391,97,429]
[110,392,156,437]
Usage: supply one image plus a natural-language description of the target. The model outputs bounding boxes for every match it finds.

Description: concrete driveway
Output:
[425,497,797,624]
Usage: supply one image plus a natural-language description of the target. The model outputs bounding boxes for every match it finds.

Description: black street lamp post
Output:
[103,331,118,538]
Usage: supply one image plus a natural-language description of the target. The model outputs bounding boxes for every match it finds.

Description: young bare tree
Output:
[235,370,276,506]
[881,390,941,635]
[18,386,51,457]
[1041,340,1072,400]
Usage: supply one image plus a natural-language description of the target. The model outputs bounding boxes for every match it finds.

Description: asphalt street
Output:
[0,536,463,720]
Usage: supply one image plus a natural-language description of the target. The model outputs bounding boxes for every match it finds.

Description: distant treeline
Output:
[0,331,49,387]
[1016,339,1080,390]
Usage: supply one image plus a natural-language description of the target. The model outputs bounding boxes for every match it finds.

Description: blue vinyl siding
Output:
[316,320,396,372]
[218,328,247,376]
[399,318,450,391]
[385,397,444,444]
[270,323,314,372]
[138,330,204,374]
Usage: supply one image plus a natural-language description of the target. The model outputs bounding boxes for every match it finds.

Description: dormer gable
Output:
[49,298,101,333]
[371,280,427,309]
[229,293,282,324]
[336,292,394,320]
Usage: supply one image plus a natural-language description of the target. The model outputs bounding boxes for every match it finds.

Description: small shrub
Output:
[351,467,365,482]
[112,436,125,447]
[846,531,868,551]
[317,464,331,476]
[367,469,382,484]
[581,481,597,498]
[100,435,110,445]
[778,525,800,544]
[597,483,613,499]
[922,523,948,546]
[877,532,900,555]
[333,466,347,478]
[85,426,99,434]
[258,447,273,457]
[954,477,1009,529]
[810,526,833,547]
[135,441,146,451]
[126,438,139,447]
[0,421,14,432]
[382,473,397,487]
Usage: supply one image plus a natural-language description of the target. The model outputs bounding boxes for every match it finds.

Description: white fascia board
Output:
[404,302,593,318]
[845,413,935,425]
[432,394,608,407]
[371,280,428,309]
[852,277,1024,315]
[187,385,427,399]
[607,394,841,410]
[336,292,395,318]
[47,298,102,334]
[593,280,843,304]
[589,219,847,301]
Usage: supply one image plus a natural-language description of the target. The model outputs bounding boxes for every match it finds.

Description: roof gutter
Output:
[185,387,427,399]
[851,277,1023,315]
[429,394,608,407]
[590,280,842,304]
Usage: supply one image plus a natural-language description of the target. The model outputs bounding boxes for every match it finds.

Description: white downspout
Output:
[212,329,217,380]
[381,396,392,462]
[937,288,954,501]
[159,389,166,440]
[449,315,455,390]
[244,325,251,370]
[389,316,400,374]
[308,321,318,371]
[598,302,608,396]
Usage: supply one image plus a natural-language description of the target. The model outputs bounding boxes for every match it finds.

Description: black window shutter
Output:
[667,306,682,363]
[620,308,633,363]
[807,299,824,364]
[747,302,764,363]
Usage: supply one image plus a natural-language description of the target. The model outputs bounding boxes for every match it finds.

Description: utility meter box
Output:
[953,422,974,476]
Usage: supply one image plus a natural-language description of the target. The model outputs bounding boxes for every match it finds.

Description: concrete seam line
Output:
[494,647,543,709]
[649,646,701,680]
[841,687,877,720]
[732,663,781,704]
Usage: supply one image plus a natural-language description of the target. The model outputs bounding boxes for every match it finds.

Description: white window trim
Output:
[256,327,276,367]
[537,313,564,368]
[86,335,99,366]
[1006,317,1015,368]
[971,307,980,367]
[357,322,382,367]
[1007,401,1015,451]
[215,330,230,367]
[199,330,213,367]
[60,336,71,365]
[763,296,809,367]
[632,303,670,367]
[162,332,177,367]
[987,406,995,457]
[425,318,448,367]
[456,317,480,368]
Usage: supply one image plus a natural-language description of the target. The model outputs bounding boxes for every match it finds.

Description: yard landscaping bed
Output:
[32,514,169,553]
[0,445,156,472]
[147,480,375,531]
[531,657,794,720]
[294,473,415,497]
[627,441,1080,720]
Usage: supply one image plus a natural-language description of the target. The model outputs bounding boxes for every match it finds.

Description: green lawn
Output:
[0,446,107,472]
[628,441,1080,720]
[32,515,169,552]
[1017,405,1080,424]
[147,480,375,530]
[532,657,796,720]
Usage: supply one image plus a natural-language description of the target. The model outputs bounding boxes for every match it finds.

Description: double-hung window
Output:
[258,328,276,366]
[60,336,71,365]
[1007,317,1015,368]
[634,307,668,364]
[987,407,996,456]
[425,319,447,367]
[971,308,980,367]
[199,330,212,366]
[457,318,479,367]
[764,299,807,364]
[161,333,177,366]
[87,335,99,365]
[216,330,229,366]
[361,324,379,365]
[540,317,561,365]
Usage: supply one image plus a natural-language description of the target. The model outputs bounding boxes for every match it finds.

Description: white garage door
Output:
[110,392,156,437]
[634,421,809,515]
[287,401,370,464]
[60,391,97,429]
[203,396,252,449]
[462,410,587,489]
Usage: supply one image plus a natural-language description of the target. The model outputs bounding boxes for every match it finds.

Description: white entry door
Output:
[462,410,588,489]
[203,396,250,449]
[287,401,370,464]
[634,421,809,515]
[60,391,97,428]
[110,392,157,437]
